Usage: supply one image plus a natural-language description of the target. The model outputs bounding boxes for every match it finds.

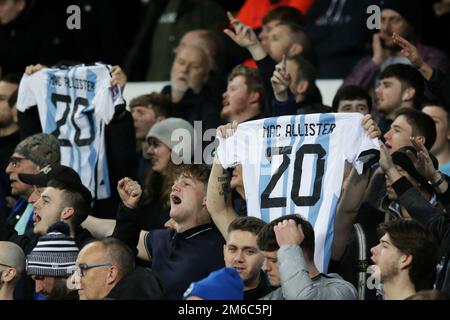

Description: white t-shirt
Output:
[17,63,124,199]
[217,113,380,272]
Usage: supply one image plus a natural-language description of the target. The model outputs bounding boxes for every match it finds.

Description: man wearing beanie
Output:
[183,267,244,300]
[0,163,94,301]
[4,133,60,237]
[26,221,79,300]
[344,0,449,92]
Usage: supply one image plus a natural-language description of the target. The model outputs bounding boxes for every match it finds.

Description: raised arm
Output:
[332,115,381,260]
[332,166,371,261]
[276,220,357,300]
[223,12,276,116]
[110,65,127,94]
[112,177,150,261]
[206,122,240,240]
[223,11,267,61]
[392,33,433,81]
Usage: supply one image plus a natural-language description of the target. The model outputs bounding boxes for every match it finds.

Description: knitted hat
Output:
[146,118,195,161]
[14,133,60,168]
[183,267,244,300]
[391,146,438,194]
[26,222,79,278]
[380,0,419,28]
[19,164,92,205]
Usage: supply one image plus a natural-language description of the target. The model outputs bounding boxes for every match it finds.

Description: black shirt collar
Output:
[173,223,215,240]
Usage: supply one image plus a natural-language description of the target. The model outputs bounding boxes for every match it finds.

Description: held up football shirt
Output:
[17,63,124,200]
[217,113,380,271]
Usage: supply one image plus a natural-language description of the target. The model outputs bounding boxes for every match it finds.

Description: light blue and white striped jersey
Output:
[17,63,124,200]
[217,113,380,272]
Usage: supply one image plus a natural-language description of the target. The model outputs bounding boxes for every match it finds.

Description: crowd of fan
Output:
[1,0,450,300]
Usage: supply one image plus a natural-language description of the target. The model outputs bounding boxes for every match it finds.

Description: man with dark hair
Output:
[259,6,306,53]
[384,108,436,154]
[257,214,357,300]
[221,64,264,124]
[379,64,425,108]
[224,217,270,300]
[21,165,93,243]
[1,164,94,255]
[370,219,439,299]
[344,0,449,91]
[71,237,163,300]
[332,85,372,115]
[113,164,225,299]
[375,64,426,135]
[267,22,312,63]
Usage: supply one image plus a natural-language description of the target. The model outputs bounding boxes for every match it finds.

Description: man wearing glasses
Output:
[0,241,25,300]
[69,237,164,300]
[3,133,60,237]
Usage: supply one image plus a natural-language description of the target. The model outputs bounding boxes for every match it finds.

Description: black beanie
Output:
[380,0,419,28]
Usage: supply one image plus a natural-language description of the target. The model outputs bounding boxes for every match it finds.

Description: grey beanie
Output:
[14,133,60,168]
[26,222,79,278]
[146,118,195,160]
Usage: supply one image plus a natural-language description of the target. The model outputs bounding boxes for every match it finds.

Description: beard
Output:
[0,116,14,128]
[46,278,69,300]
[380,261,400,284]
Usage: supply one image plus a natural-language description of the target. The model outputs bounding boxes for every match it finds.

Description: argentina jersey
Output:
[17,63,124,200]
[217,113,379,272]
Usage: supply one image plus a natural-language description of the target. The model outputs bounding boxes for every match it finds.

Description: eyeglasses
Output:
[0,263,12,268]
[67,263,113,277]
[8,156,26,168]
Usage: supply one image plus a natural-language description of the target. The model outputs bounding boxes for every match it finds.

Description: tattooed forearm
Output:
[218,169,231,203]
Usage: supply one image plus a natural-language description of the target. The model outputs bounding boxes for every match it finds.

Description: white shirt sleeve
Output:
[343,114,380,174]
[91,66,124,124]
[17,73,38,111]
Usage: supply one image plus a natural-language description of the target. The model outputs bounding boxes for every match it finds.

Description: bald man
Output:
[0,241,25,300]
